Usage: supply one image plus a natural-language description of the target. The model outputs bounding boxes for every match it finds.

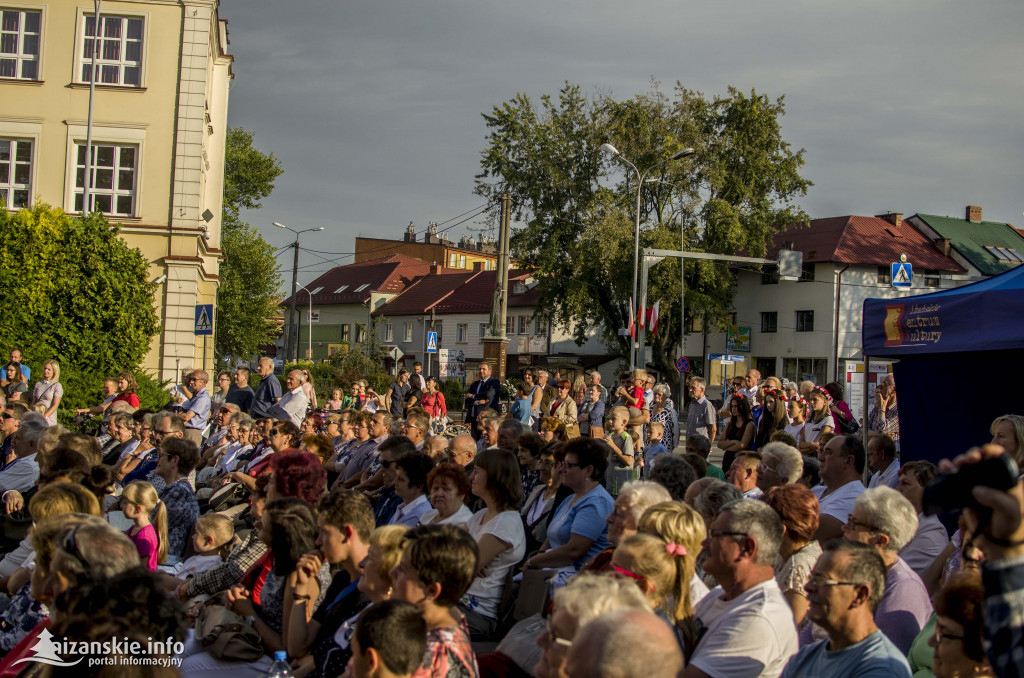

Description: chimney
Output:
[472,261,486,272]
[425,221,440,244]
[876,212,903,227]
[404,221,416,243]
[431,263,443,275]
[967,205,982,223]
[934,238,952,256]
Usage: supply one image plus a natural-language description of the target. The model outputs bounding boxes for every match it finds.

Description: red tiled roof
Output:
[374,269,541,317]
[768,216,964,272]
[372,270,482,316]
[280,254,434,306]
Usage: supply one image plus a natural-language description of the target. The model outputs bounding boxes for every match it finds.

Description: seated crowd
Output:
[0,352,1022,678]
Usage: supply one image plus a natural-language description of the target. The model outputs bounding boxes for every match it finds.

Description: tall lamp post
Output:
[600,144,695,370]
[273,221,324,363]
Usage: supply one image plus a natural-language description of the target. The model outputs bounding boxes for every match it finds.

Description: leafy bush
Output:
[440,379,465,414]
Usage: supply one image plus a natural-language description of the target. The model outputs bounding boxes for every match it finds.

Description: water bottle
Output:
[267,651,292,678]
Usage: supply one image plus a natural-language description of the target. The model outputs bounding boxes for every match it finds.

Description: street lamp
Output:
[274,221,324,363]
[601,144,695,369]
[296,283,314,362]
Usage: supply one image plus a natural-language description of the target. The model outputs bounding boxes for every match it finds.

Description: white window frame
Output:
[310,286,324,295]
[0,7,43,81]
[479,323,488,339]
[63,123,146,217]
[459,254,466,268]
[334,284,348,293]
[456,323,468,343]
[72,9,148,88]
[519,316,529,334]
[0,119,40,210]
[353,283,369,293]
[0,136,32,209]
[384,323,393,342]
[341,324,351,342]
[534,317,547,335]
[506,316,515,335]
[403,322,413,343]
[72,141,138,216]
[448,253,457,268]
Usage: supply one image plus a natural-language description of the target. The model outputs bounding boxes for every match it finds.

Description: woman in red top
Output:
[112,371,140,408]
[421,376,447,419]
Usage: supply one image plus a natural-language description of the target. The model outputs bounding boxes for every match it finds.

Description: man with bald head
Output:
[740,369,761,408]
[270,369,309,427]
[566,609,683,678]
[448,434,476,472]
[179,369,211,447]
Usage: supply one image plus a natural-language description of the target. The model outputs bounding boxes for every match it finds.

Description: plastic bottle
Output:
[267,651,292,678]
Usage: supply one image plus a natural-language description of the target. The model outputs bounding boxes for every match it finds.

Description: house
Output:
[0,0,232,381]
[684,213,965,390]
[277,254,435,362]
[354,221,500,270]
[907,205,1024,276]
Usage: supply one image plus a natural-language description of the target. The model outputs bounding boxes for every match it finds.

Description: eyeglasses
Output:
[544,621,573,649]
[1,412,14,420]
[708,529,749,540]
[562,461,583,469]
[758,462,778,475]
[808,572,862,588]
[153,429,173,438]
[933,626,966,642]
[844,515,880,532]
[402,423,420,431]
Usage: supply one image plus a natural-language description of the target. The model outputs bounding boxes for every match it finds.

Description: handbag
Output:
[194,600,264,662]
[565,423,581,439]
[207,482,248,512]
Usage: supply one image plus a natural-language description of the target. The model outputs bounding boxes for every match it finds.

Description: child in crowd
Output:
[786,396,806,440]
[510,383,532,425]
[643,422,669,479]
[327,389,344,412]
[620,369,647,419]
[604,406,635,495]
[173,513,235,579]
[122,481,167,571]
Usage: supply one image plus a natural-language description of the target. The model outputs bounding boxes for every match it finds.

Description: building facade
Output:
[0,0,232,381]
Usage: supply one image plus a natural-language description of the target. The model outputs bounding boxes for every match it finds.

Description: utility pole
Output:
[483,194,512,380]
[288,237,299,362]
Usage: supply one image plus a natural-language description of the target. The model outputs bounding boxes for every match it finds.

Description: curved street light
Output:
[601,144,695,369]
[274,222,325,362]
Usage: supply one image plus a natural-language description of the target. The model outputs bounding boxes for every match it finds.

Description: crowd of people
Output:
[0,348,1022,678]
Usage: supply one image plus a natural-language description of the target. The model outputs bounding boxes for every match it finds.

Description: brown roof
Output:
[769,216,964,271]
[280,254,434,307]
[374,269,540,317]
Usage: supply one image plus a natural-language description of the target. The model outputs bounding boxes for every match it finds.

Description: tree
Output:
[475,82,812,388]
[0,204,160,416]
[215,127,284,362]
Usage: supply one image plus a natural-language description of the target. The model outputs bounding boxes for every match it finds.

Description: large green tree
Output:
[475,82,812,386]
[0,204,160,414]
[215,127,284,362]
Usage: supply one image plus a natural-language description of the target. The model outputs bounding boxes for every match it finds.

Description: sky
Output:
[219,0,1024,286]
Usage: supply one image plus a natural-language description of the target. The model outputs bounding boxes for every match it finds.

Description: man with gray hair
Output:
[838,486,932,654]
[688,498,798,678]
[781,540,912,677]
[0,419,44,493]
[567,609,683,678]
[250,356,282,418]
[270,369,309,427]
[687,376,717,445]
[589,370,608,405]
[497,418,525,451]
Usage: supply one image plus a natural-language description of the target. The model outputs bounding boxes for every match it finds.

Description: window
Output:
[519,316,529,334]
[686,316,703,333]
[760,312,777,333]
[924,269,940,287]
[486,260,494,270]
[384,323,393,342]
[457,323,468,343]
[0,9,40,80]
[795,310,814,332]
[79,14,143,86]
[877,265,890,285]
[0,138,31,209]
[341,324,350,341]
[334,284,348,293]
[986,246,1024,263]
[479,323,488,339]
[506,316,515,335]
[353,283,369,293]
[74,142,137,215]
[755,358,776,380]
[448,253,457,268]
[798,263,815,282]
[459,254,466,268]
[355,324,365,343]
[310,286,323,295]
[782,358,828,386]
[534,317,547,335]
[760,265,779,285]
[403,322,413,342]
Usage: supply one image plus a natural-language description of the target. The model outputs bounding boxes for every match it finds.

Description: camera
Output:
[922,452,1020,516]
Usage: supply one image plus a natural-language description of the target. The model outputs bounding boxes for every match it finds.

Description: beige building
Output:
[0,0,232,381]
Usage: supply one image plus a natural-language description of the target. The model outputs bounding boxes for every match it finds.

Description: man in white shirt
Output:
[270,369,309,427]
[409,361,427,391]
[0,419,43,494]
[687,498,798,677]
[739,369,761,409]
[866,433,899,489]
[813,436,866,543]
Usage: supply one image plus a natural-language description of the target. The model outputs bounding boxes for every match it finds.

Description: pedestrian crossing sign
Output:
[427,331,438,353]
[891,262,912,289]
[194,304,214,335]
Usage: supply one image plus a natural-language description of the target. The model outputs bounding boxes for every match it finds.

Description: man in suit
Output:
[464,362,499,440]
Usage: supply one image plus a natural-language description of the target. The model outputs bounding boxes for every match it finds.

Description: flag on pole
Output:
[648,301,660,336]
[638,292,647,330]
[628,298,636,338]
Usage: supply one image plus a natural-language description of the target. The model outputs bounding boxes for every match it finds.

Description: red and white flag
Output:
[648,301,660,336]
[628,298,636,338]
[638,292,647,330]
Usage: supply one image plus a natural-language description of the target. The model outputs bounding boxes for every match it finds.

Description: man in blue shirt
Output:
[781,540,912,677]
[180,370,211,447]
[250,357,281,418]
[5,349,29,381]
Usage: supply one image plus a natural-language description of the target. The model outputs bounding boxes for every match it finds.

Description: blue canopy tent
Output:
[862,265,1024,465]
